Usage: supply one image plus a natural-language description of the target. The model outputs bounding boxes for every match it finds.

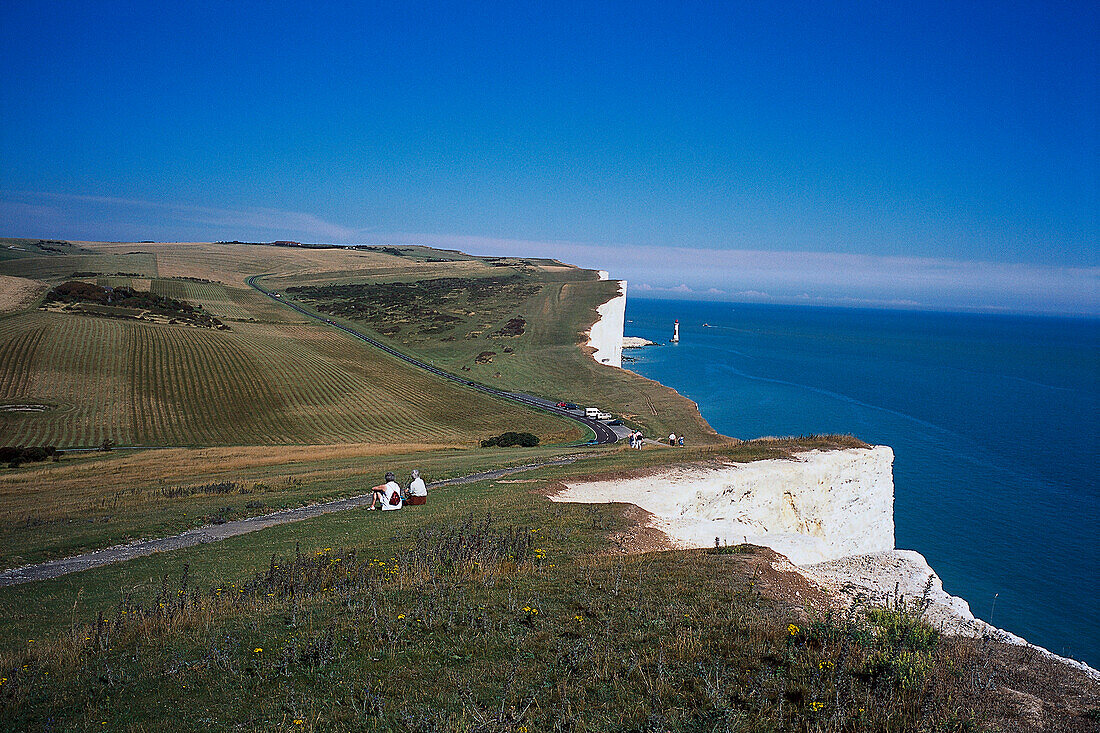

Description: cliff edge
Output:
[587,279,627,368]
[551,446,1099,680]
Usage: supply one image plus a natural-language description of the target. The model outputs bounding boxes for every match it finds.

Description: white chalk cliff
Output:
[555,447,894,565]
[552,446,1099,678]
[587,279,627,368]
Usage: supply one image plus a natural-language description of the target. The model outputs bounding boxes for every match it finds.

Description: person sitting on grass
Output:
[366,471,403,510]
[406,468,427,505]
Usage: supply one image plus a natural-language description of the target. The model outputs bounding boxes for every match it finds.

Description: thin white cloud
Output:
[378,231,1099,316]
[1,201,1095,316]
[0,191,359,243]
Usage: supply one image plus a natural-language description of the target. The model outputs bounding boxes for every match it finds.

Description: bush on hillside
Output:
[1,445,58,468]
[481,431,539,448]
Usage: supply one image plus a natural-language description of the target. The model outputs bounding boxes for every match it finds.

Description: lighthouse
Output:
[671,319,680,343]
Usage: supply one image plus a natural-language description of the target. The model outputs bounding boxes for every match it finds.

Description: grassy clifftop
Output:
[0,239,717,447]
[2,441,1096,731]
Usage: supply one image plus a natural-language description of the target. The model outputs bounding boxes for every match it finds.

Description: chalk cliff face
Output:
[555,447,894,565]
[587,280,627,368]
[551,445,1100,677]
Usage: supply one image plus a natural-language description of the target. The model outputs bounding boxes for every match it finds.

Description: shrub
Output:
[481,432,539,448]
[1,445,57,468]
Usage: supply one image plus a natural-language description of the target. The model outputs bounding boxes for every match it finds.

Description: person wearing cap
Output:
[366,471,403,510]
[406,469,427,505]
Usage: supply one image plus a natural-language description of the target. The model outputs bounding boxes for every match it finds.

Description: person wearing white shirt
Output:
[406,469,427,505]
[367,471,403,510]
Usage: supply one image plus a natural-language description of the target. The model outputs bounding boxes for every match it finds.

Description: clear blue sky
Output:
[2,1,1097,314]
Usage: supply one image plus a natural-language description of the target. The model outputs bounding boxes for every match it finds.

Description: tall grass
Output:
[0,513,1002,732]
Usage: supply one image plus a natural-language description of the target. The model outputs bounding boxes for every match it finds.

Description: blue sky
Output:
[1,1,1097,314]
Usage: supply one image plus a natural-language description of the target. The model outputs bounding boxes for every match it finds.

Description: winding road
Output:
[0,278,624,587]
[246,275,620,446]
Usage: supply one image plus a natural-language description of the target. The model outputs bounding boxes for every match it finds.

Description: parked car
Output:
[564,403,578,410]
[596,412,613,421]
[556,401,568,408]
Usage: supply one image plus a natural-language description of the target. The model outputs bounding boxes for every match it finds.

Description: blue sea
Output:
[623,298,1099,668]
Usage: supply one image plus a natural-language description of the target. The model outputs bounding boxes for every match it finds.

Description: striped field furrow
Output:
[0,311,580,447]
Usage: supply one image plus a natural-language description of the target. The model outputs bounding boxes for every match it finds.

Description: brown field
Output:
[0,275,47,314]
[0,310,583,448]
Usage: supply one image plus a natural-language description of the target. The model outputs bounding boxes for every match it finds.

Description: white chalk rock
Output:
[587,280,627,368]
[555,446,895,564]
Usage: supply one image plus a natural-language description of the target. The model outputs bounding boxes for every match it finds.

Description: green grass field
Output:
[273,260,719,443]
[0,252,160,281]
[0,436,860,572]
[1,442,1084,732]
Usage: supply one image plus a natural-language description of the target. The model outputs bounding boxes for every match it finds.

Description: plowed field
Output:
[0,311,582,447]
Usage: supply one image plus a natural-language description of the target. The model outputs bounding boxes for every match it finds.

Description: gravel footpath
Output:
[0,456,583,587]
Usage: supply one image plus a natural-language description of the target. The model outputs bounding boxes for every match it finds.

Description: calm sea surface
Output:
[623,297,1099,668]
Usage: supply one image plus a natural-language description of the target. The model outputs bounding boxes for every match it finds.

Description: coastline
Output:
[550,447,1100,680]
[617,297,1100,671]
[586,278,627,368]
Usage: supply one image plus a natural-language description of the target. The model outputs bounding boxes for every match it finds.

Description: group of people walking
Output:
[366,469,427,511]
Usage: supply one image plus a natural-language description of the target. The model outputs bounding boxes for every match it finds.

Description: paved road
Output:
[246,275,619,446]
[0,456,592,587]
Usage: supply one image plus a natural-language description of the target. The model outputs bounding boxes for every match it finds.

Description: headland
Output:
[0,238,1095,730]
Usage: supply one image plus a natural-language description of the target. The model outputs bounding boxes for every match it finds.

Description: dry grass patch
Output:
[0,275,47,314]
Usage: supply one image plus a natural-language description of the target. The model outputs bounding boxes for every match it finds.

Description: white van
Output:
[584,407,599,419]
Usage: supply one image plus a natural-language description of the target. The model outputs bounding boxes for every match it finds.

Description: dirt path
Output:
[0,456,584,587]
